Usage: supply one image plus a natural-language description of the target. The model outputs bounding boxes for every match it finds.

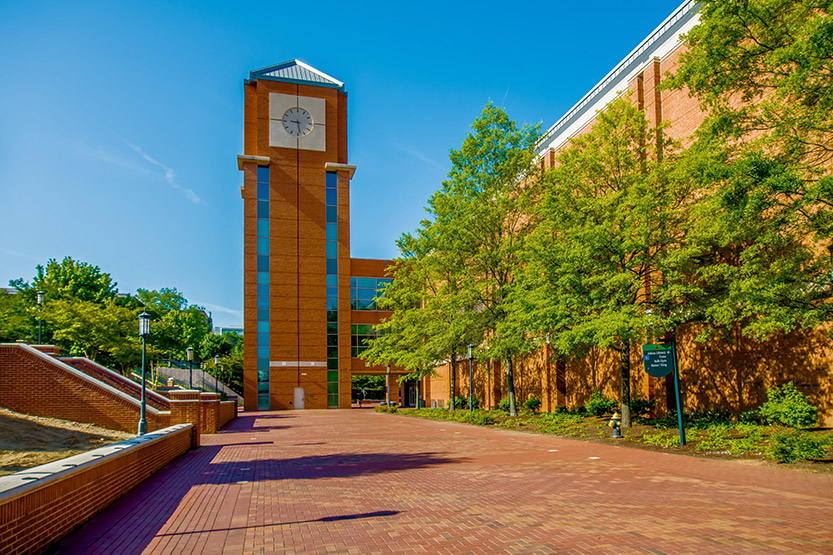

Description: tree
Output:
[0,289,37,343]
[10,257,118,304]
[433,103,541,416]
[41,297,139,369]
[669,0,833,338]
[516,97,692,426]
[672,0,833,171]
[362,103,541,416]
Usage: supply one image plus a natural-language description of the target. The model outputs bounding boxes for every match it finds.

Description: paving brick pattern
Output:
[58,410,833,554]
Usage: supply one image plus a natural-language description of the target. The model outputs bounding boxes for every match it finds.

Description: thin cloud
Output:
[74,141,152,175]
[0,247,39,261]
[126,141,204,205]
[202,302,243,320]
[392,141,446,171]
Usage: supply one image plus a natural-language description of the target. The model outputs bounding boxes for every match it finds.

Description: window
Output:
[256,165,270,410]
[351,324,380,357]
[325,171,339,407]
[350,277,393,310]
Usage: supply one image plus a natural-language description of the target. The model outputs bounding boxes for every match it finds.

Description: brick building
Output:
[237,60,401,411]
[425,0,833,424]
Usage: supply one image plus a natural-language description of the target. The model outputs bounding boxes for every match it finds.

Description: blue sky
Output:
[0,0,684,327]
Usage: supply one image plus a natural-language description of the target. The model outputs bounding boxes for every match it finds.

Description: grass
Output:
[378,406,833,465]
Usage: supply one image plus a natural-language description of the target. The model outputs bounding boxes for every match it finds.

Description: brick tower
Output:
[237,60,355,411]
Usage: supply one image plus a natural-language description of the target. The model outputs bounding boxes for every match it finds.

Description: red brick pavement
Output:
[57,410,833,554]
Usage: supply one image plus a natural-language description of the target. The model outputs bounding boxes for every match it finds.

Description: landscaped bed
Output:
[0,407,132,476]
[376,384,833,474]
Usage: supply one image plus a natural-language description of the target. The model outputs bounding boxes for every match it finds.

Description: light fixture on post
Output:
[138,310,151,435]
[468,343,474,414]
[214,354,220,393]
[186,346,194,389]
[36,291,44,344]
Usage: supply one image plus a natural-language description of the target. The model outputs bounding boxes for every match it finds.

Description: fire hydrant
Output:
[609,412,622,439]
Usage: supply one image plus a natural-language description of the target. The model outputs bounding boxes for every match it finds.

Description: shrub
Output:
[524,395,542,413]
[453,395,479,410]
[585,390,618,417]
[760,382,818,428]
[766,429,831,463]
[630,395,656,418]
[739,409,764,425]
[497,397,512,412]
[468,410,498,425]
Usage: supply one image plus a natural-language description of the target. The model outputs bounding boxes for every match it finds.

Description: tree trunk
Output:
[620,342,632,427]
[505,356,517,417]
[449,351,457,410]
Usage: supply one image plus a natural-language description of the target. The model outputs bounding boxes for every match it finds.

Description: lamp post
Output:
[138,310,151,435]
[186,346,193,389]
[36,291,44,344]
[214,354,220,393]
[386,363,391,406]
[468,343,474,414]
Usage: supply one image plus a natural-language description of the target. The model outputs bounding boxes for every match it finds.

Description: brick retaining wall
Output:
[0,424,193,555]
[0,343,170,433]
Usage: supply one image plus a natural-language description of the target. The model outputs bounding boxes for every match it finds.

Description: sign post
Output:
[641,341,686,446]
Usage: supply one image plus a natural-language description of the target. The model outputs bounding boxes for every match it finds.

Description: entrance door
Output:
[294,387,305,409]
[408,384,416,407]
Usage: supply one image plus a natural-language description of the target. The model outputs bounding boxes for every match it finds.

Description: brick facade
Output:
[238,63,406,411]
[425,2,833,425]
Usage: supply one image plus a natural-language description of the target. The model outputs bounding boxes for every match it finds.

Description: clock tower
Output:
[237,60,355,411]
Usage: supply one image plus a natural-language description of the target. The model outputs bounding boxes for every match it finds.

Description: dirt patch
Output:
[0,407,132,476]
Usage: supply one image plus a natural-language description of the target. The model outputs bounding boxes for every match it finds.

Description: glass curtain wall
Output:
[256,166,270,410]
[325,172,339,408]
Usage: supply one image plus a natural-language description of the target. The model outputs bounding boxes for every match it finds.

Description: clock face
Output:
[282,107,313,137]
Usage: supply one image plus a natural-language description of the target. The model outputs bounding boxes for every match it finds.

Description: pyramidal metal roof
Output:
[247,59,345,91]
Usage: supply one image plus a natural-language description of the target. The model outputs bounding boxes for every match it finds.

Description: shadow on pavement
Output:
[155,510,401,537]
[56,417,465,554]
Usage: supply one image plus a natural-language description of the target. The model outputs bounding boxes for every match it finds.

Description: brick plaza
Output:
[58,410,833,554]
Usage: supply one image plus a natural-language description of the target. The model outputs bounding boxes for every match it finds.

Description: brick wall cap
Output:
[62,356,170,407]
[0,424,192,501]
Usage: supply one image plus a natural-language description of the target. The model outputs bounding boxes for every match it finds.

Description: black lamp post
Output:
[36,291,44,344]
[138,310,151,435]
[214,354,220,393]
[468,343,474,414]
[186,346,194,389]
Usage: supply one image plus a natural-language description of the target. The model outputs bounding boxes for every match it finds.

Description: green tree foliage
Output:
[0,289,37,343]
[668,0,833,338]
[137,288,212,360]
[11,257,118,304]
[41,298,139,369]
[513,98,692,426]
[351,374,386,400]
[672,0,833,171]
[361,103,541,416]
[5,258,221,376]
[680,146,832,340]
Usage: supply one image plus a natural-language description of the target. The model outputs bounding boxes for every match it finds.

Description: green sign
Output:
[642,343,673,377]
